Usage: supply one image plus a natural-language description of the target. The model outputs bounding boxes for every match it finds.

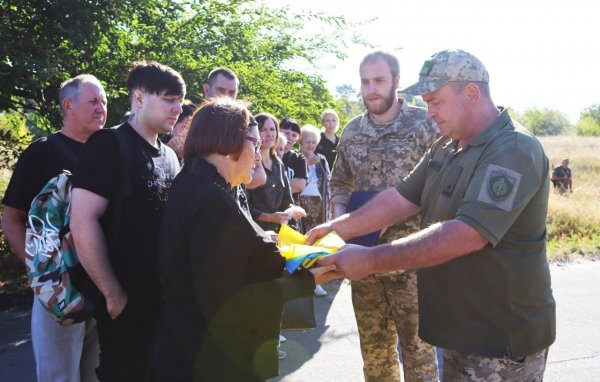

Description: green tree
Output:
[520,107,570,136]
[1,0,350,130]
[580,104,600,126]
[575,116,600,136]
[0,111,32,170]
[334,84,365,129]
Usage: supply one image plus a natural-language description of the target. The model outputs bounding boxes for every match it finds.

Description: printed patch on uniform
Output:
[477,164,521,211]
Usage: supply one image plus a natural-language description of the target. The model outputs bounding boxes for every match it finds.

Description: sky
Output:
[266,0,599,123]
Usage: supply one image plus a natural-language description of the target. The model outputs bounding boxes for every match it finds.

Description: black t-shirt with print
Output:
[3,133,84,211]
[282,149,308,203]
[282,150,308,181]
[72,123,180,304]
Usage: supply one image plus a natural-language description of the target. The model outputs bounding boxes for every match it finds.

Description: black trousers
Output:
[95,297,160,382]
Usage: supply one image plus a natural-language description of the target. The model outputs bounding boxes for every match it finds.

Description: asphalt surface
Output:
[1,261,599,381]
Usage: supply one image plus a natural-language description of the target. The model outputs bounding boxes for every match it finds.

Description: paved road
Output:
[1,261,599,381]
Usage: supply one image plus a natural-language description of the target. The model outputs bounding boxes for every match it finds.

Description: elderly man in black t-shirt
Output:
[70,61,185,382]
[1,74,107,381]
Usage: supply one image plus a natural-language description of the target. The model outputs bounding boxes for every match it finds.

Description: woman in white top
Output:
[298,124,331,232]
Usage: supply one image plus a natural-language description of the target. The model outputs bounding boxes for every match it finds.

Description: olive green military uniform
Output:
[396,110,556,381]
[331,99,439,382]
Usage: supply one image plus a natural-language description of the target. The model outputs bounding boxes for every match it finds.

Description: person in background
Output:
[280,117,308,197]
[551,158,572,194]
[203,67,266,192]
[298,124,331,297]
[298,124,331,233]
[279,117,308,232]
[315,109,340,171]
[247,113,306,233]
[203,67,238,99]
[276,133,287,160]
[162,100,197,162]
[152,98,337,381]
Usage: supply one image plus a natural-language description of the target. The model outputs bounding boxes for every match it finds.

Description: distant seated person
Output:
[551,158,572,194]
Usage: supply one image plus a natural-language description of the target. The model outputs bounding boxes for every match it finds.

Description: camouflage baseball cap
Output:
[401,49,489,96]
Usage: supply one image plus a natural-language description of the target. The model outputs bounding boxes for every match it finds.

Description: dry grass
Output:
[539,136,600,261]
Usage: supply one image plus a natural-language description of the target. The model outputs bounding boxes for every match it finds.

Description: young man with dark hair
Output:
[70,61,185,381]
[1,74,107,381]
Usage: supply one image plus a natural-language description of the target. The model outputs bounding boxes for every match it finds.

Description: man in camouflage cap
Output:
[311,49,556,381]
[323,51,440,381]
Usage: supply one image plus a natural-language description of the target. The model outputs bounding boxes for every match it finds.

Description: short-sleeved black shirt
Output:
[3,133,84,212]
[282,150,308,181]
[282,149,307,201]
[72,123,180,303]
[397,110,555,358]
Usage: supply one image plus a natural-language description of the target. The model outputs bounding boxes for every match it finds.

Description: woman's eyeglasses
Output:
[245,136,262,154]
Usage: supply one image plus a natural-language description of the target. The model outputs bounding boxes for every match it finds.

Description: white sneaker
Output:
[279,334,287,343]
[278,350,287,360]
[314,285,327,297]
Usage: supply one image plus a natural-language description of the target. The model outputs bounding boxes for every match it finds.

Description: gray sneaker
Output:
[314,285,327,297]
[278,350,287,360]
[279,334,287,343]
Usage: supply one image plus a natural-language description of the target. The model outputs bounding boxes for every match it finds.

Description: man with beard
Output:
[327,51,439,381]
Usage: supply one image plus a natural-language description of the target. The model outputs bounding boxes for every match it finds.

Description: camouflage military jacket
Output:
[330,98,439,244]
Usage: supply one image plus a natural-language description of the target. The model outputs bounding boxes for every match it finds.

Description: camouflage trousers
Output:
[298,194,324,232]
[351,271,438,382]
[442,348,549,382]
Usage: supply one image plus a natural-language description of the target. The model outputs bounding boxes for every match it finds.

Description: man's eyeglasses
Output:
[245,136,262,154]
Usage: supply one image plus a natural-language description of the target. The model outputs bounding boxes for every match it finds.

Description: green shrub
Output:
[0,112,33,171]
[575,116,600,136]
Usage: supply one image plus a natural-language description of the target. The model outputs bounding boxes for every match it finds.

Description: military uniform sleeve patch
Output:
[477,164,521,211]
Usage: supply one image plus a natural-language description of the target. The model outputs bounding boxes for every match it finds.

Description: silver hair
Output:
[300,124,321,144]
[59,74,103,114]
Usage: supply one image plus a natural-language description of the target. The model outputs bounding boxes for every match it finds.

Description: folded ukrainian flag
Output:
[277,224,345,274]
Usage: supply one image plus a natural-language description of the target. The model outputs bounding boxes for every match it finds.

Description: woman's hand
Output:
[306,153,320,166]
[263,230,278,243]
[309,264,342,284]
[285,206,307,220]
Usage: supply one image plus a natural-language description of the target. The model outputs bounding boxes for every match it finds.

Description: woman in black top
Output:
[247,113,305,233]
[315,109,340,171]
[153,99,335,381]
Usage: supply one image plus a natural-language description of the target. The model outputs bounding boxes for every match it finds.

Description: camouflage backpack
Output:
[24,127,132,325]
[24,170,93,324]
